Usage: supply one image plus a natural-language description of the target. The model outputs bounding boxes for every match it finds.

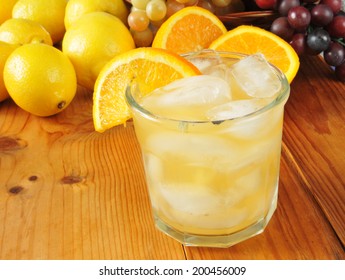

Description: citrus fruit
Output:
[0,18,53,46]
[3,44,77,116]
[12,0,67,44]
[152,6,227,54]
[0,42,19,102]
[62,12,135,91]
[93,47,201,132]
[0,0,18,25]
[209,25,300,83]
[64,0,129,29]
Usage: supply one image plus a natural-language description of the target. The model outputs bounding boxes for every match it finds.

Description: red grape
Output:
[270,0,345,82]
[324,41,345,66]
[277,0,301,16]
[290,33,307,55]
[311,4,334,26]
[288,6,311,31]
[306,28,331,53]
[320,0,342,14]
[255,0,277,9]
[326,15,345,39]
[270,17,295,41]
[335,61,345,82]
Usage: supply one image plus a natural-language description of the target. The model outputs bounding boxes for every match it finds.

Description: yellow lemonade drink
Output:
[126,50,290,247]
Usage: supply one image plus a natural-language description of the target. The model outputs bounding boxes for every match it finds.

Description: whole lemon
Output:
[64,0,129,29]
[0,18,53,46]
[0,42,19,102]
[12,0,67,44]
[4,44,77,116]
[0,0,18,25]
[62,12,135,91]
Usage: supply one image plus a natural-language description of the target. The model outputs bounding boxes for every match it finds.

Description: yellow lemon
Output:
[0,18,53,45]
[4,44,77,116]
[12,0,67,44]
[64,0,129,29]
[0,42,19,102]
[62,12,135,91]
[0,0,18,25]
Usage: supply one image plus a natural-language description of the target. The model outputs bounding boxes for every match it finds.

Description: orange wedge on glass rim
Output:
[92,47,201,132]
[152,6,227,54]
[209,25,300,83]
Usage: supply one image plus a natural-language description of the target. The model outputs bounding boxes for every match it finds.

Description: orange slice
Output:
[93,47,201,132]
[152,6,227,54]
[209,25,300,83]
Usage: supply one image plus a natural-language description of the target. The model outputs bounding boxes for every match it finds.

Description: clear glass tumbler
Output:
[126,51,290,247]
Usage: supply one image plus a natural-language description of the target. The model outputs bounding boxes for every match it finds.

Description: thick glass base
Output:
[154,194,278,248]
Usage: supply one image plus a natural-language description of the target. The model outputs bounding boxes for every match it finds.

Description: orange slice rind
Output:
[209,25,300,83]
[92,47,201,132]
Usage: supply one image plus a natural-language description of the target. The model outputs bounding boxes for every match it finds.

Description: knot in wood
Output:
[9,186,24,194]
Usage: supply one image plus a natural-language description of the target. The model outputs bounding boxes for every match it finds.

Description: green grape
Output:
[166,0,185,17]
[197,0,216,13]
[128,0,247,48]
[128,10,150,32]
[211,0,232,8]
[151,18,166,27]
[184,0,199,6]
[131,28,154,47]
[131,0,151,10]
[146,0,168,21]
[175,0,191,3]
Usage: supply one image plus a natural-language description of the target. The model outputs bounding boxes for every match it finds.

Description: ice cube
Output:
[234,167,263,195]
[143,153,163,181]
[186,50,222,73]
[189,57,217,73]
[146,131,238,164]
[158,184,248,229]
[206,98,272,121]
[141,75,232,120]
[143,75,231,107]
[220,104,285,139]
[188,52,232,81]
[159,184,220,215]
[202,63,232,81]
[231,53,282,98]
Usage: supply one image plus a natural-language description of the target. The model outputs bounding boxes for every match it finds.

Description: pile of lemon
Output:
[0,0,134,116]
[0,0,300,129]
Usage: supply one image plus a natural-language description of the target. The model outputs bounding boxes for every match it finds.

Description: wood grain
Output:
[0,56,344,260]
[283,56,345,246]
[0,88,185,260]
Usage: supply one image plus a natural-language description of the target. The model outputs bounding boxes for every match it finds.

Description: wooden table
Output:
[0,55,344,260]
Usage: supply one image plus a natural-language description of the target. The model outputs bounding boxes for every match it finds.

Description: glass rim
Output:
[125,50,290,125]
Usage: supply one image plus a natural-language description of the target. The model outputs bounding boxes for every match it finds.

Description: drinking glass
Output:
[126,50,290,247]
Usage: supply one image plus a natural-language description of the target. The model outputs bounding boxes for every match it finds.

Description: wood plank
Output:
[0,88,185,260]
[1,55,344,260]
[283,55,345,246]
[184,148,345,260]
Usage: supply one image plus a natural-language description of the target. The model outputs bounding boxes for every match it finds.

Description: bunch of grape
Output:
[127,0,245,47]
[267,0,345,81]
